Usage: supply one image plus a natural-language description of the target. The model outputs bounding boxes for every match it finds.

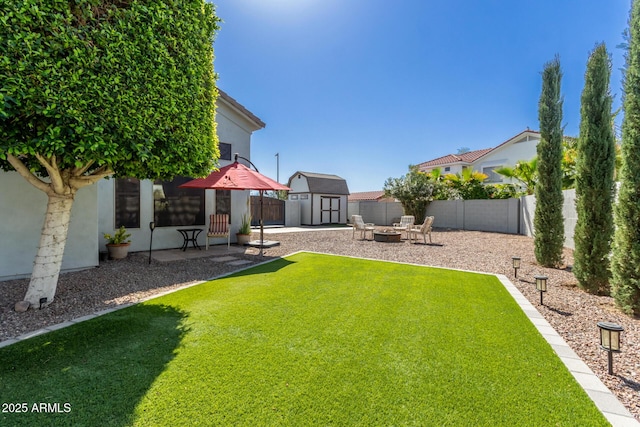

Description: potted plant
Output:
[104,226,132,259]
[236,214,252,245]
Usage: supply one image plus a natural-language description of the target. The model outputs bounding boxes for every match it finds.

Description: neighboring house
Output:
[417,129,541,183]
[0,89,264,281]
[287,172,350,225]
[348,191,395,203]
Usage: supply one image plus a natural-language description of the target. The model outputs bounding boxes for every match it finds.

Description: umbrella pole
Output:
[260,190,264,257]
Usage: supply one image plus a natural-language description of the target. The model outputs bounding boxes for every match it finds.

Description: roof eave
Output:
[217,88,266,131]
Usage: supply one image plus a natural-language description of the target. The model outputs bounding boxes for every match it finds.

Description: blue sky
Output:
[213,0,630,193]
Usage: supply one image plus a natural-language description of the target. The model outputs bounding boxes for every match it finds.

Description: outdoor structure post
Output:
[236,154,265,257]
[259,189,265,257]
[148,221,155,264]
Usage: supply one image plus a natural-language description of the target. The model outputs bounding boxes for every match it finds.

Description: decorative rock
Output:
[14,301,30,313]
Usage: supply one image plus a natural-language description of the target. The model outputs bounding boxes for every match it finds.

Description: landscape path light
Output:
[512,257,521,278]
[534,275,548,305]
[597,321,624,375]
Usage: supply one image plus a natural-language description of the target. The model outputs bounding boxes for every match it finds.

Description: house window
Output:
[153,177,205,227]
[482,166,502,183]
[300,194,309,200]
[216,190,231,215]
[290,195,299,200]
[219,143,232,161]
[115,178,140,228]
[444,167,451,172]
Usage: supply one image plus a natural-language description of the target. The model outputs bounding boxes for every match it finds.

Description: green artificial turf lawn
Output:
[0,252,607,426]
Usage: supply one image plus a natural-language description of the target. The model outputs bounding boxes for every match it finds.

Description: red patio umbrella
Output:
[180,161,288,191]
[179,156,290,255]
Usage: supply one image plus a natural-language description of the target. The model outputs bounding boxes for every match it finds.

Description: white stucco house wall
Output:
[287,171,350,225]
[0,172,99,281]
[417,129,541,183]
[0,89,264,280]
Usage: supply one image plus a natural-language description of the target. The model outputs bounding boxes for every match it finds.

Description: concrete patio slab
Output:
[211,256,239,262]
[149,245,247,262]
[259,226,352,234]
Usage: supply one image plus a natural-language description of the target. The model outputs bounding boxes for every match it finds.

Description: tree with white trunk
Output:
[0,0,220,308]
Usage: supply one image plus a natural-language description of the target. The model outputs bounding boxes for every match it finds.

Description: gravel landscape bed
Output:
[1,228,638,420]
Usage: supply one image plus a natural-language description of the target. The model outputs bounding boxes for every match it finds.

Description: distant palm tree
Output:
[444,168,489,199]
[427,167,444,181]
[444,167,488,184]
[495,158,538,195]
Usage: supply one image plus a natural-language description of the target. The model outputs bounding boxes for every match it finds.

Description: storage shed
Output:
[287,171,350,225]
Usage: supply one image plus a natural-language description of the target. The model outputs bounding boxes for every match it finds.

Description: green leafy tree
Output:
[573,44,615,295]
[485,183,520,199]
[534,57,565,267]
[0,0,220,307]
[384,166,446,223]
[268,190,289,201]
[561,137,579,189]
[611,0,640,314]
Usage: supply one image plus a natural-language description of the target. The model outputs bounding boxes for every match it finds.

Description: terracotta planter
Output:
[236,233,251,245]
[106,243,131,259]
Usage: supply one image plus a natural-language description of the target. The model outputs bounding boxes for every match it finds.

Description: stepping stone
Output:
[211,256,238,262]
[226,260,253,266]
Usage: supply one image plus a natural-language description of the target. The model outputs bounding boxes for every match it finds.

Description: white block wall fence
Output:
[347,189,579,249]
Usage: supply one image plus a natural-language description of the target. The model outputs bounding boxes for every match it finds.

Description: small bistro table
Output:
[373,231,402,243]
[177,228,204,251]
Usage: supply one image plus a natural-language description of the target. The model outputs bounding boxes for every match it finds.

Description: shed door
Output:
[321,197,340,224]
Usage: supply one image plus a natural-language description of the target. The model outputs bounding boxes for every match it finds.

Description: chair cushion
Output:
[209,214,229,235]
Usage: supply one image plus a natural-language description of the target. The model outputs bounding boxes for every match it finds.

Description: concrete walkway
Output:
[259,225,352,234]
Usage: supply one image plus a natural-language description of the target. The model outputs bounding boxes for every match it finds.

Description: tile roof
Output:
[417,130,541,170]
[348,191,387,201]
[417,148,493,168]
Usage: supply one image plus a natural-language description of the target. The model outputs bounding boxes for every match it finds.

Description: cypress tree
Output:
[573,44,615,295]
[534,57,565,267]
[611,0,640,314]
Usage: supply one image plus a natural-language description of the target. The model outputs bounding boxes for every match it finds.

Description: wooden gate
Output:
[250,196,285,226]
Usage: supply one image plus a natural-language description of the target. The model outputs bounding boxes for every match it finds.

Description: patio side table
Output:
[177,228,203,251]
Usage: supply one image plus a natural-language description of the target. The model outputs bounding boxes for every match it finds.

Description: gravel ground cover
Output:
[1,227,638,420]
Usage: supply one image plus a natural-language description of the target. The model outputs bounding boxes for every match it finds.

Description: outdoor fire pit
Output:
[373,230,402,243]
